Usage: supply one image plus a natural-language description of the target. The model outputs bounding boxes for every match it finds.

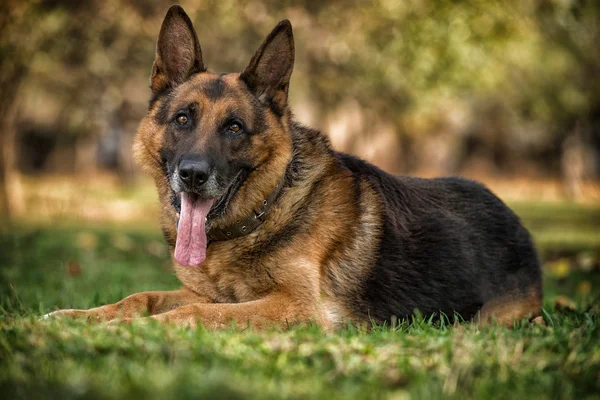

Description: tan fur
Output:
[477,285,542,326]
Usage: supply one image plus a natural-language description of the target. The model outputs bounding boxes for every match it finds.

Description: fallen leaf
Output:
[111,234,134,252]
[554,295,577,312]
[532,316,546,326]
[75,232,98,250]
[576,281,592,296]
[382,367,408,387]
[66,260,82,277]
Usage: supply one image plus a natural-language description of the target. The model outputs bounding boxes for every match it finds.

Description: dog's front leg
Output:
[119,293,325,330]
[43,287,207,322]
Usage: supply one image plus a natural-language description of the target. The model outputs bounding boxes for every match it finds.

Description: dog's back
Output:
[336,152,542,323]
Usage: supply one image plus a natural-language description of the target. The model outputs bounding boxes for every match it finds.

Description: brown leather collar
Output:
[206,179,284,242]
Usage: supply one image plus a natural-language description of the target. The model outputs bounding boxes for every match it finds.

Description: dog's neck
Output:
[206,176,285,243]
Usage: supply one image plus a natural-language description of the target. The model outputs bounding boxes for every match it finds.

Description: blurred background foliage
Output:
[0,0,599,219]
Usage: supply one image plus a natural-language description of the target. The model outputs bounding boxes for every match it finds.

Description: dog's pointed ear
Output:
[240,20,295,114]
[150,5,206,95]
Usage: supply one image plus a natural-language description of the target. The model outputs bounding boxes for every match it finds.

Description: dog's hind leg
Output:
[43,287,207,323]
[476,285,542,327]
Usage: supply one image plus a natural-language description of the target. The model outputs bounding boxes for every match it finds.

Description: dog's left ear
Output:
[240,20,295,114]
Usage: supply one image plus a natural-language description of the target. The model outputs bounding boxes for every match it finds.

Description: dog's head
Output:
[135,5,294,266]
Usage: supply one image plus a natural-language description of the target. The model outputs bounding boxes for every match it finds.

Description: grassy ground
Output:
[0,201,599,399]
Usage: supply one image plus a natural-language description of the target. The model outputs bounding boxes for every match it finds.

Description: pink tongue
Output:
[174,193,215,266]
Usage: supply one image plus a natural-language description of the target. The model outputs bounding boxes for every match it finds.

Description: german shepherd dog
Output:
[46,5,542,329]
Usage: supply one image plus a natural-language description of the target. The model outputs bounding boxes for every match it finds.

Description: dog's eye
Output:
[227,123,242,134]
[176,114,188,126]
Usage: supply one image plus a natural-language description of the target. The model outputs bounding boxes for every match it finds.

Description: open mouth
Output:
[170,168,249,267]
[207,169,249,220]
[170,168,249,221]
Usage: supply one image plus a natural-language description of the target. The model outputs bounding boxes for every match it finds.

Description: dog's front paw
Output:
[41,309,97,322]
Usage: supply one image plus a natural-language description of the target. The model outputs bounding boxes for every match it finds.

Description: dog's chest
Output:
[212,263,278,303]
[176,258,277,303]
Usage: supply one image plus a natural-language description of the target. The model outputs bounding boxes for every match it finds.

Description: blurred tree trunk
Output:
[0,72,25,221]
[0,2,37,220]
[0,135,10,218]
[0,83,23,221]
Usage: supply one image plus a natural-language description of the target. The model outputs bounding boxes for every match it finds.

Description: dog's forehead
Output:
[169,72,245,108]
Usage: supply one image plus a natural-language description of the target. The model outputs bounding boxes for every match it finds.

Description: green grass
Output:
[1,201,599,399]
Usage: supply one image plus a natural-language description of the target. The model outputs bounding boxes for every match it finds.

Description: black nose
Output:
[178,159,210,189]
